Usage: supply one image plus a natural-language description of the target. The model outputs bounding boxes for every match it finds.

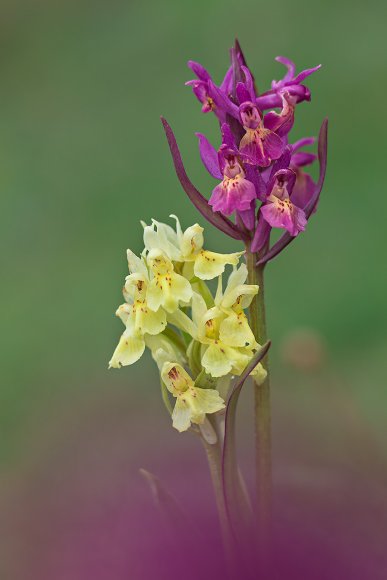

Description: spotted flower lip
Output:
[196,129,257,216]
[260,168,307,237]
[209,148,257,216]
[161,362,225,432]
[238,102,284,167]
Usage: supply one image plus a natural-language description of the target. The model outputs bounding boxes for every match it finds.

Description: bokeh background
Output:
[1,0,387,578]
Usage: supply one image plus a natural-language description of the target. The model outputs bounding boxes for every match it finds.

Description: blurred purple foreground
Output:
[2,373,387,580]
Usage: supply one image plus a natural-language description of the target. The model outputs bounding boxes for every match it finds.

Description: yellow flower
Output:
[161,363,225,432]
[143,216,244,281]
[146,249,192,313]
[109,250,167,368]
[214,263,258,348]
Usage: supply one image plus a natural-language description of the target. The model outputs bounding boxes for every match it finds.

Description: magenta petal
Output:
[260,202,293,233]
[219,65,233,93]
[261,201,306,237]
[221,123,237,149]
[240,137,268,167]
[256,93,283,110]
[264,110,294,137]
[263,130,284,161]
[292,64,322,85]
[292,151,317,167]
[187,60,211,81]
[236,82,251,104]
[209,177,256,216]
[161,117,245,241]
[196,133,223,179]
[292,137,316,152]
[274,56,296,84]
[208,80,239,119]
[241,66,256,100]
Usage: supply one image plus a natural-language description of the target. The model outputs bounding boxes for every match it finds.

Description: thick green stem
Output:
[246,247,272,566]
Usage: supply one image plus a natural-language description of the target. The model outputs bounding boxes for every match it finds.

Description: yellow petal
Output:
[109,330,145,368]
[115,303,132,324]
[201,343,233,377]
[219,311,256,348]
[180,224,204,259]
[221,284,258,310]
[190,387,225,421]
[161,362,194,395]
[145,335,186,369]
[170,384,225,432]
[135,304,167,335]
[250,361,267,385]
[172,398,192,432]
[194,250,244,280]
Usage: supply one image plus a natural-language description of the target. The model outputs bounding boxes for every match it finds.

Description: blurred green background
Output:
[1,0,387,577]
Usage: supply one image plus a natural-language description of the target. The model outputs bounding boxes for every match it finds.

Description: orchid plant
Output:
[110,40,327,572]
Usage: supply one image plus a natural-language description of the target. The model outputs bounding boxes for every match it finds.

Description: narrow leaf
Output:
[161,117,246,241]
[257,118,328,266]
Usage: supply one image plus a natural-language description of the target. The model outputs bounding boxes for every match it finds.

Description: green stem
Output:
[245,246,272,566]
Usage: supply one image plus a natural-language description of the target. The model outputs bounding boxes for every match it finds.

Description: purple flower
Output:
[196,127,257,217]
[163,42,327,265]
[256,56,321,111]
[186,61,236,123]
[210,148,256,215]
[264,91,297,137]
[260,169,307,237]
[238,101,284,167]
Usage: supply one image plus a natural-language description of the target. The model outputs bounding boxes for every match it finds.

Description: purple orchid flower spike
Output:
[258,117,328,265]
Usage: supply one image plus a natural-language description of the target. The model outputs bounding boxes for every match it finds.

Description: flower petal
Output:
[194,250,243,280]
[172,399,193,432]
[109,330,145,368]
[201,343,233,377]
[209,175,256,216]
[219,311,256,348]
[196,133,223,179]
